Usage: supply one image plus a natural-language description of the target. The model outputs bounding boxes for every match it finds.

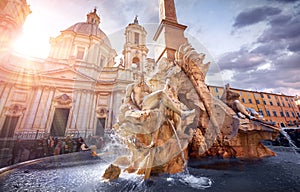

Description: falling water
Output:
[167,119,213,189]
[167,119,188,171]
[280,128,299,155]
[102,129,130,159]
[280,128,297,148]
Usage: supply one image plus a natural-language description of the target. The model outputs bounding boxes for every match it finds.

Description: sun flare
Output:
[13,32,50,59]
[12,14,50,59]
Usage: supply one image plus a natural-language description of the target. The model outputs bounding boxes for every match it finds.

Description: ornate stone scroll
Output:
[53,94,72,105]
[5,104,26,116]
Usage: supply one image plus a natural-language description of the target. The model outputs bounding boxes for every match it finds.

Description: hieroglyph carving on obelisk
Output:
[154,0,187,62]
[159,0,177,23]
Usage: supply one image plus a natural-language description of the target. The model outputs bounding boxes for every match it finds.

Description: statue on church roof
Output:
[134,15,139,24]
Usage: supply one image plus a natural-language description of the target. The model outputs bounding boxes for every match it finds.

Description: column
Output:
[20,87,36,129]
[81,91,92,134]
[76,90,87,132]
[70,91,82,129]
[107,93,114,128]
[0,83,11,116]
[0,83,12,131]
[40,88,55,129]
[20,86,42,129]
[32,87,50,129]
[89,93,97,132]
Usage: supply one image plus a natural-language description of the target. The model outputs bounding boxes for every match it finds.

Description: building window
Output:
[261,94,264,98]
[76,46,85,60]
[292,112,295,117]
[242,98,245,103]
[215,87,218,93]
[248,98,252,104]
[286,111,290,117]
[267,94,271,99]
[288,103,291,108]
[297,112,300,118]
[282,102,285,107]
[277,102,280,106]
[285,97,288,101]
[259,109,264,116]
[134,32,139,44]
[100,56,106,67]
[266,110,271,117]
[280,111,284,117]
[272,111,277,117]
[256,100,260,104]
[263,100,267,105]
[270,101,273,106]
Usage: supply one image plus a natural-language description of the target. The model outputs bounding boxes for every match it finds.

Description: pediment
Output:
[39,67,95,81]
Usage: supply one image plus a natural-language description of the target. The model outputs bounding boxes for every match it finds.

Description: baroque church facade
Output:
[0,0,154,139]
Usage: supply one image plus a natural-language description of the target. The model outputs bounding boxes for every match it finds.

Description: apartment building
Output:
[208,85,300,128]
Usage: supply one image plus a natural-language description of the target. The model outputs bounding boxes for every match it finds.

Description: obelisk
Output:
[153,0,187,62]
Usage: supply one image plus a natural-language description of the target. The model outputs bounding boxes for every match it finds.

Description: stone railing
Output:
[14,131,46,140]
[63,130,94,138]
[12,130,95,140]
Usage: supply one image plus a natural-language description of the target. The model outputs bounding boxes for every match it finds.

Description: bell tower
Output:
[0,0,31,52]
[122,16,149,78]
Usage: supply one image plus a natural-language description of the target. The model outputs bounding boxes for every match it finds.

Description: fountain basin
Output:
[0,146,299,192]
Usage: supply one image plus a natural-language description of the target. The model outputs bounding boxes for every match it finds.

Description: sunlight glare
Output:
[13,13,50,59]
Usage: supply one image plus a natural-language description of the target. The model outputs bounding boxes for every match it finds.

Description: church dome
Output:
[61,8,112,47]
[62,23,111,47]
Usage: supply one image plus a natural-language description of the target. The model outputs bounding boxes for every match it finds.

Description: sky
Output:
[13,0,300,96]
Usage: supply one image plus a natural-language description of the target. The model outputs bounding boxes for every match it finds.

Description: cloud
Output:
[258,14,300,43]
[218,3,300,95]
[250,41,286,56]
[275,53,300,70]
[217,47,266,72]
[86,0,159,32]
[233,6,281,28]
[267,0,299,3]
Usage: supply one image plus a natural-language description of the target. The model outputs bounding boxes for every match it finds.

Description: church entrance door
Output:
[0,116,19,138]
[96,118,105,137]
[50,108,70,137]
